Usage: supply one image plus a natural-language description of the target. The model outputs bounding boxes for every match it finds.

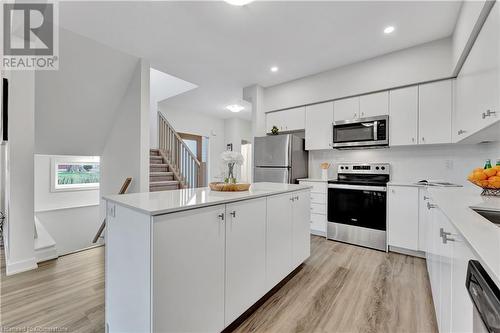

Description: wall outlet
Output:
[445,160,454,170]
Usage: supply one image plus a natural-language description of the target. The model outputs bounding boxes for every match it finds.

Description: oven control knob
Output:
[340,166,344,170]
[345,166,349,169]
[381,166,385,170]
[375,166,379,170]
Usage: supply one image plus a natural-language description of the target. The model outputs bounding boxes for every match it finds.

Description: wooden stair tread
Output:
[150,172,173,176]
[150,180,179,186]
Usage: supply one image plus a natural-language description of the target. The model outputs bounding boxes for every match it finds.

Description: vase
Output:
[225,163,237,184]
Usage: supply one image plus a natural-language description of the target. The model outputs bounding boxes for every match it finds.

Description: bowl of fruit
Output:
[467,160,500,196]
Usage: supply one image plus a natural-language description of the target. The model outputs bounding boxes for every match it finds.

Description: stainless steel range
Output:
[327,163,390,251]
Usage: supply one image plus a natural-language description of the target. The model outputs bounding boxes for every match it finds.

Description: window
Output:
[51,156,100,192]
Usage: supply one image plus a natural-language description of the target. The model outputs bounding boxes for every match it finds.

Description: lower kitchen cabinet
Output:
[426,201,476,333]
[292,190,311,268]
[387,185,419,251]
[266,193,293,289]
[225,198,267,325]
[299,180,327,236]
[153,205,226,333]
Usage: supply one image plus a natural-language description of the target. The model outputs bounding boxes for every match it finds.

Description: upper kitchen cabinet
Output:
[418,80,453,145]
[333,96,359,121]
[454,3,499,143]
[389,86,418,146]
[305,102,334,150]
[359,91,389,118]
[266,107,305,133]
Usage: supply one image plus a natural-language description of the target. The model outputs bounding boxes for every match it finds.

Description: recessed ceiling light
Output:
[270,66,279,72]
[384,26,395,34]
[226,104,245,113]
[224,0,254,6]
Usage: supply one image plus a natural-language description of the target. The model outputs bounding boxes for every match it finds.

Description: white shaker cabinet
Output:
[359,91,389,118]
[387,186,419,251]
[291,190,311,268]
[298,180,327,236]
[333,96,359,121]
[305,102,334,150]
[418,80,453,145]
[152,205,226,333]
[225,198,267,325]
[454,2,499,143]
[266,193,293,289]
[266,107,305,133]
[389,86,418,146]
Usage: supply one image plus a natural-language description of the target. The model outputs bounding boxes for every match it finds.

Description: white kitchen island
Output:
[103,182,312,333]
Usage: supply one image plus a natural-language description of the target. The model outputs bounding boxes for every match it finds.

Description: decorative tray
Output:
[209,182,251,192]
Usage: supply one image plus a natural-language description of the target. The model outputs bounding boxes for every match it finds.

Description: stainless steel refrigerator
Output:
[254,134,308,183]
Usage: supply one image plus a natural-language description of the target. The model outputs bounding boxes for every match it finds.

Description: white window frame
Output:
[50,156,100,192]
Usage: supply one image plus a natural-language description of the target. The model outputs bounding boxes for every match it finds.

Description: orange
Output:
[485,168,497,177]
[473,171,488,181]
[467,172,475,181]
[474,167,485,173]
[488,179,500,188]
[480,180,490,187]
[488,176,500,182]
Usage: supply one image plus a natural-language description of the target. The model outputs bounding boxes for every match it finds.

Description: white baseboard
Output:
[6,257,38,276]
[388,245,426,258]
[35,246,58,263]
[310,229,326,237]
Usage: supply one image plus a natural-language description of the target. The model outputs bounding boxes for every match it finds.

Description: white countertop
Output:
[297,178,329,182]
[427,187,500,287]
[104,182,312,216]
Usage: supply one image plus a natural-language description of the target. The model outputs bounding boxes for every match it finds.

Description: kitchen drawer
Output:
[300,181,327,194]
[310,213,326,233]
[310,192,326,204]
[311,203,326,215]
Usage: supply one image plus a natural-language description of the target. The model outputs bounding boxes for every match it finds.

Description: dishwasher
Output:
[466,260,500,332]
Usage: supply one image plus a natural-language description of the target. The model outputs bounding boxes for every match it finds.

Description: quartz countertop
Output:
[103,182,312,216]
[297,178,330,182]
[427,187,500,287]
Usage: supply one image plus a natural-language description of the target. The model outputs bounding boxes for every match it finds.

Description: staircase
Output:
[149,149,182,191]
[156,111,203,189]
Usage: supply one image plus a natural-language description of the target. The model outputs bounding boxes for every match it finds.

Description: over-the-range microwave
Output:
[332,115,389,148]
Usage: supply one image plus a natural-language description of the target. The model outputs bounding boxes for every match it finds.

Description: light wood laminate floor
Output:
[1,237,437,333]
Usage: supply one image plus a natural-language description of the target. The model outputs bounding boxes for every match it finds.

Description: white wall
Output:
[158,107,225,182]
[35,28,139,156]
[34,154,101,255]
[36,206,101,256]
[263,38,453,112]
[4,70,37,275]
[452,1,488,72]
[34,155,99,212]
[243,85,266,138]
[149,68,198,148]
[101,59,150,216]
[224,118,252,154]
[309,142,500,188]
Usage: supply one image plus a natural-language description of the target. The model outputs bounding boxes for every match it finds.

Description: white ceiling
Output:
[58,1,462,120]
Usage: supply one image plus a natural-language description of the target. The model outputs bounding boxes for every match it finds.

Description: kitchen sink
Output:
[472,208,500,226]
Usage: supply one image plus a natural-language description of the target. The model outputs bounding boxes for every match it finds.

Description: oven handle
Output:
[328,184,387,192]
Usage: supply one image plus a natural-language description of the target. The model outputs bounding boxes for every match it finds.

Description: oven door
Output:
[327,184,387,231]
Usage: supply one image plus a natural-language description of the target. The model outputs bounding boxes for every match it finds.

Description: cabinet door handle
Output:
[457,129,466,135]
[422,137,425,142]
[295,195,299,201]
[482,109,497,119]
[353,113,357,119]
[290,197,295,202]
[412,137,415,143]
[439,227,451,238]
[423,196,430,200]
[218,213,224,221]
[427,202,437,210]
[230,211,236,218]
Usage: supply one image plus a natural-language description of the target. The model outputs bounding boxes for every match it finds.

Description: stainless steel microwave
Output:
[332,115,389,148]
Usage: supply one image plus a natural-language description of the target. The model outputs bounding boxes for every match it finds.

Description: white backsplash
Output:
[309,142,500,188]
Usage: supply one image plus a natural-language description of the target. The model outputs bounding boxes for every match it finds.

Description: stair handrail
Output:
[158,111,201,188]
